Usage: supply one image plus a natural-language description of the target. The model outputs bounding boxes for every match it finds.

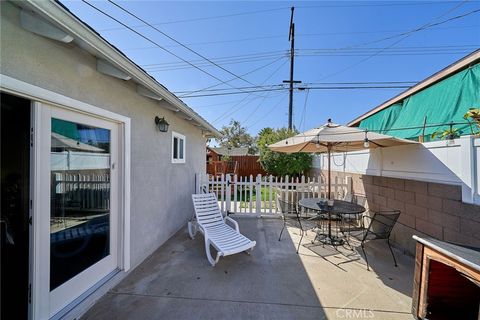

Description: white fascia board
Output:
[22,0,221,138]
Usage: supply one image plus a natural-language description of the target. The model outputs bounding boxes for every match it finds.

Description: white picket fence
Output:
[195,173,352,217]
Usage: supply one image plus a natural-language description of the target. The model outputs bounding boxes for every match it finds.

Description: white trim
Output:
[48,107,120,317]
[31,101,51,320]
[171,131,186,164]
[120,121,131,271]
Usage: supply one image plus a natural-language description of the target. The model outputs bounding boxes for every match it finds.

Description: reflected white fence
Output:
[52,171,110,212]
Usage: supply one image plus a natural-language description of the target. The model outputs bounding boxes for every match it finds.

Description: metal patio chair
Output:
[340,194,367,235]
[277,197,304,253]
[359,210,401,270]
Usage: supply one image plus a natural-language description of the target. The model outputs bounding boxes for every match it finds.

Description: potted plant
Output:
[463,108,480,134]
[431,126,460,145]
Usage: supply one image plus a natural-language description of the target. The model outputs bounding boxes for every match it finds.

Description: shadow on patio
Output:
[82,218,414,320]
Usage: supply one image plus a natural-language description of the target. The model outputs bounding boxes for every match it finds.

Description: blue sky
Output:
[62,1,479,138]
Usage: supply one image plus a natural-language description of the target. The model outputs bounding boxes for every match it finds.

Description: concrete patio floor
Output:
[82,218,415,320]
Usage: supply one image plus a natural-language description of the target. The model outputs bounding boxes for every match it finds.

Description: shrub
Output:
[257,127,312,177]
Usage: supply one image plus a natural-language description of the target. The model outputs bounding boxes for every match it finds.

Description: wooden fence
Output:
[196,173,352,217]
[207,155,265,177]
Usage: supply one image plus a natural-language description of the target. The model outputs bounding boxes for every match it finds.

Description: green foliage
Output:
[220,155,232,162]
[257,127,312,177]
[217,119,257,154]
[464,107,480,134]
[431,127,460,140]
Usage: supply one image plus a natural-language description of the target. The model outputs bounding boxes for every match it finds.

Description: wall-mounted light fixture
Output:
[155,116,169,132]
[363,130,370,148]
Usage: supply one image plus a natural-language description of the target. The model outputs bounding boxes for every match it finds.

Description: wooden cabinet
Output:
[412,236,480,320]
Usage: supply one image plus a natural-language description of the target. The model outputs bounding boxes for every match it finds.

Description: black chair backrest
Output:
[354,195,367,207]
[366,210,400,239]
[277,197,297,215]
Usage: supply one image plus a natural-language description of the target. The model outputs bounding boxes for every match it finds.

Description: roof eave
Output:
[22,0,221,138]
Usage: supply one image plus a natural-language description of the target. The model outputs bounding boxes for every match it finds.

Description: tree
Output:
[257,127,312,177]
[217,119,257,154]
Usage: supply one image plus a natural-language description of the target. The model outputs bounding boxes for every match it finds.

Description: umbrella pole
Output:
[328,144,331,199]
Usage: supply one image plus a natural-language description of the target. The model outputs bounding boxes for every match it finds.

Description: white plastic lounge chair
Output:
[189,193,256,266]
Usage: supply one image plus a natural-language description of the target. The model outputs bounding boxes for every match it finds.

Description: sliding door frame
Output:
[1,74,131,320]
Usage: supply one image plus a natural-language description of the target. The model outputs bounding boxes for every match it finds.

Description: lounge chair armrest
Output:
[225,216,240,233]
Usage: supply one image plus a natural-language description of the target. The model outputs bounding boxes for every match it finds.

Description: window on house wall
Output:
[172,131,186,163]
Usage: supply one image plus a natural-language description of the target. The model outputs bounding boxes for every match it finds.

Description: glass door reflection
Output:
[50,118,111,290]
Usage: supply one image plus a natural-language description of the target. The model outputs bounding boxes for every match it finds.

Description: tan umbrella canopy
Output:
[268,119,417,198]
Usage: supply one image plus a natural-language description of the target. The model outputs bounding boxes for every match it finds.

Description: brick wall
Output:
[310,169,480,255]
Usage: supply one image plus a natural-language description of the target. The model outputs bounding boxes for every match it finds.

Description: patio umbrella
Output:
[268,119,417,198]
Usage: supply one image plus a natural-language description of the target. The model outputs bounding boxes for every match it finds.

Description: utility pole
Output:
[283,6,301,131]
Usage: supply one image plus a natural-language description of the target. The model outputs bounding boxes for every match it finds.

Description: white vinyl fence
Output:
[195,173,352,217]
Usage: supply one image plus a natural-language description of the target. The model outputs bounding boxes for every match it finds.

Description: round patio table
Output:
[298,198,366,246]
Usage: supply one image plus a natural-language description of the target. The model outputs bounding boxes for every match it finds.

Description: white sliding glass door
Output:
[35,104,119,317]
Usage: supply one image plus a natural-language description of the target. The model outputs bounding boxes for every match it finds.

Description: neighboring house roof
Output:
[51,132,105,152]
[17,0,220,137]
[208,147,251,156]
[348,49,480,127]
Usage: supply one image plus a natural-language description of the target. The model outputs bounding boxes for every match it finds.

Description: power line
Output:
[212,59,289,124]
[141,50,288,67]
[298,89,310,131]
[315,2,475,81]
[306,81,418,85]
[107,0,259,87]
[81,1,246,90]
[297,50,475,57]
[145,49,474,73]
[121,25,480,51]
[298,44,479,51]
[296,2,466,9]
[181,85,412,98]
[174,81,419,94]
[97,1,465,33]
[178,56,287,97]
[242,88,280,124]
[81,1,263,97]
[175,84,284,94]
[193,96,272,108]
[246,93,289,129]
[144,54,288,72]
[98,6,289,31]
[141,45,477,72]
[344,5,479,50]
[146,56,287,73]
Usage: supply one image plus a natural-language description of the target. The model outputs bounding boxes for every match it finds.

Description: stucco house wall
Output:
[1,2,210,318]
[1,1,206,268]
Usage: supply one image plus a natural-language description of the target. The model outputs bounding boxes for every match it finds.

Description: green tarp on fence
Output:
[359,63,480,141]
